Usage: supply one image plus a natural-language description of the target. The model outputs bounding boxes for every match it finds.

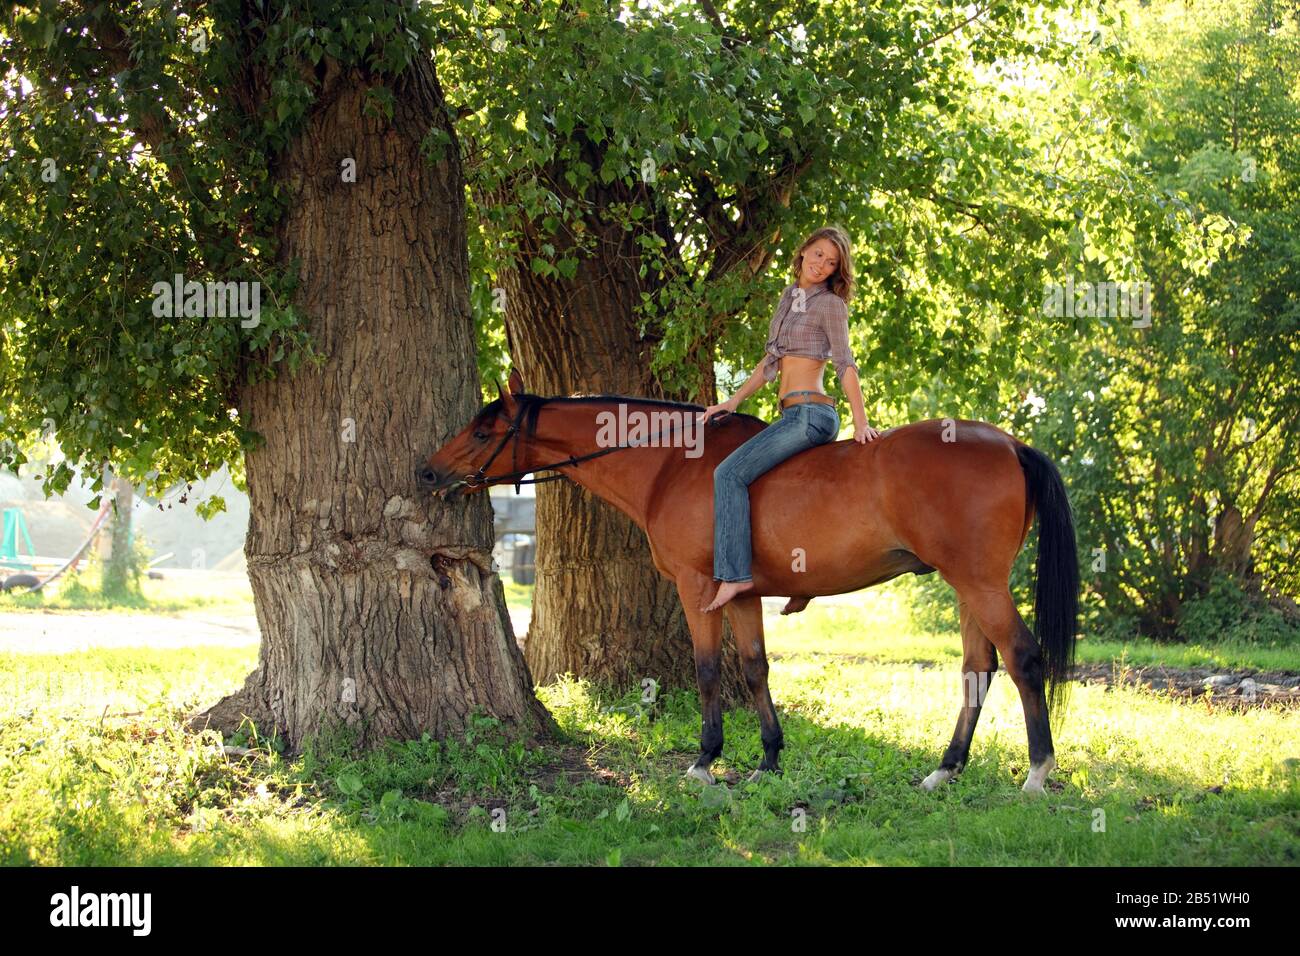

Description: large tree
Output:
[0,0,550,748]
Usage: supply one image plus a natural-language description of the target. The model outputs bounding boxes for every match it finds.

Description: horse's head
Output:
[416,369,542,499]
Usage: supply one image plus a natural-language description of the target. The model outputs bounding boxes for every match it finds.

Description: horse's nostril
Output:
[418,467,438,486]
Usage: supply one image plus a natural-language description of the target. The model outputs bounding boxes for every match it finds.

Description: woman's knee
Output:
[714,454,746,483]
[714,463,744,490]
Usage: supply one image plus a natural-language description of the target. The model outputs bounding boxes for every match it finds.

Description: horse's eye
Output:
[473,431,489,442]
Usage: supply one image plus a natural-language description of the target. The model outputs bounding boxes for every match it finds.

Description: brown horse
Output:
[418,370,1079,794]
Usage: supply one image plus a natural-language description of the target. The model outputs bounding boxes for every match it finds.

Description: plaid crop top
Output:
[760,282,859,384]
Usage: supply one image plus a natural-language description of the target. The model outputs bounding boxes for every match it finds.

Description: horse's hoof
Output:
[1021,756,1056,794]
[920,768,955,791]
[746,769,767,783]
[685,765,716,786]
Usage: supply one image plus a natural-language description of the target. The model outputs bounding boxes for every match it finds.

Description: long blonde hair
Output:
[790,225,854,302]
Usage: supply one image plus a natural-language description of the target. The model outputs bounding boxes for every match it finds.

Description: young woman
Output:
[696,225,880,614]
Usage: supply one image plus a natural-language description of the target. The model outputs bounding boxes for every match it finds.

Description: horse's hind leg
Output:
[724,594,783,780]
[675,573,726,784]
[957,585,1056,794]
[921,597,998,790]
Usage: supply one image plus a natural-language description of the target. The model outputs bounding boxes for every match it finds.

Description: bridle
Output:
[460,397,725,495]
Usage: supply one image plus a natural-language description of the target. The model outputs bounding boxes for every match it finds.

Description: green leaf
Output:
[93,755,119,777]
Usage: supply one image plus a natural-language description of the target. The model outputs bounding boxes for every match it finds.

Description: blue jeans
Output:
[712,396,841,582]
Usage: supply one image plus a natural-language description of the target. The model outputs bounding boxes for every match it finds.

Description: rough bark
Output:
[197,58,551,750]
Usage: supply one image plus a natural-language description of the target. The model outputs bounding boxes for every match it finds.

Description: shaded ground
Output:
[1073,661,1300,709]
[766,648,1300,710]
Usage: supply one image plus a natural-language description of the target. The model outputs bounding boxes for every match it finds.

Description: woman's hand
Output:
[854,421,881,444]
[697,399,737,425]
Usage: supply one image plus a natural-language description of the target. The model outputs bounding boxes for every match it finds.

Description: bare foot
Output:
[700,579,754,613]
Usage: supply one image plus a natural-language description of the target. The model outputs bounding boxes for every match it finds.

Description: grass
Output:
[0,567,255,615]
[768,587,1300,673]
[500,578,533,609]
[1,580,1297,866]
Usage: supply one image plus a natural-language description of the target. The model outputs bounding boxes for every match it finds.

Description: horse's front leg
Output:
[724,594,783,780]
[676,575,726,784]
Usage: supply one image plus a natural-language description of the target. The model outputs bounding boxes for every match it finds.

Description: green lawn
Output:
[0,568,255,615]
[1,583,1297,866]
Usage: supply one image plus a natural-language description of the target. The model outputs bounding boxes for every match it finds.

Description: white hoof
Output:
[921,768,955,791]
[1022,756,1056,795]
[685,765,716,785]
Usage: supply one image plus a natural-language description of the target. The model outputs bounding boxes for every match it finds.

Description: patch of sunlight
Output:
[764,590,961,665]
[536,674,645,744]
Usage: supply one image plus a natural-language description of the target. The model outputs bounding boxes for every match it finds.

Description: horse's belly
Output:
[749,476,900,594]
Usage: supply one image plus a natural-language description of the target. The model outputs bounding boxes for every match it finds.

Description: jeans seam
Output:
[805,405,838,443]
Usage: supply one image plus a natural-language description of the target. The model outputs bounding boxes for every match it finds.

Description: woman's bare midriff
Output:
[777,355,829,400]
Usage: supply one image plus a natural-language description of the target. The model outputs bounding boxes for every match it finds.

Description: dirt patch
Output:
[525,743,627,789]
[1073,662,1300,709]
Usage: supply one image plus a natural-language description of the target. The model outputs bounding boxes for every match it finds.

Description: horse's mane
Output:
[472,391,767,438]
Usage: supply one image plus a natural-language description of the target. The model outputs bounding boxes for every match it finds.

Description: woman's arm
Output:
[822,298,879,442]
[837,366,870,430]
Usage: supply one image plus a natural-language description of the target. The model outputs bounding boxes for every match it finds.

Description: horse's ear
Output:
[496,374,517,416]
[494,378,503,399]
[507,368,525,396]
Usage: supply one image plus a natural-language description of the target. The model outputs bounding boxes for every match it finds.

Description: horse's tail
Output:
[1016,443,1080,720]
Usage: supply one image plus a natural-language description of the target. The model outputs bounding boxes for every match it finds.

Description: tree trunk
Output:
[494,161,747,704]
[100,470,136,596]
[1213,502,1255,580]
[198,59,551,750]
